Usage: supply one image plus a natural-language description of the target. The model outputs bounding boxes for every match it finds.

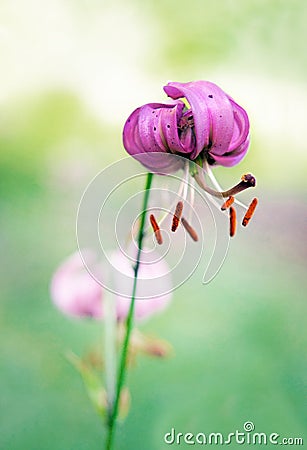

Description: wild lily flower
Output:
[51,249,172,321]
[123,80,258,236]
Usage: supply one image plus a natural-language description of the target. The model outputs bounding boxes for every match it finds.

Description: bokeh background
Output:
[1,0,306,448]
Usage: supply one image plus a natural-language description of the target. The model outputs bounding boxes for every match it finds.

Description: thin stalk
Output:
[105,172,153,450]
[104,290,117,421]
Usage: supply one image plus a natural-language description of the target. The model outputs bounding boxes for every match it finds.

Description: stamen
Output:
[242,198,258,227]
[171,201,183,232]
[181,217,198,242]
[229,207,237,238]
[188,176,195,222]
[221,196,235,211]
[149,214,163,245]
[194,165,224,210]
[182,161,189,200]
[178,112,194,130]
[143,168,188,237]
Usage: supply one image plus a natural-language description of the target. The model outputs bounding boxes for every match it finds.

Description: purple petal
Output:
[210,138,249,167]
[164,81,211,158]
[133,152,184,174]
[124,80,250,170]
[205,83,234,156]
[164,81,249,164]
[228,98,249,152]
[123,102,186,173]
[123,106,145,156]
[159,104,193,155]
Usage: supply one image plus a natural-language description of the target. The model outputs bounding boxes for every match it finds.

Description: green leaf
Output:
[66,350,106,418]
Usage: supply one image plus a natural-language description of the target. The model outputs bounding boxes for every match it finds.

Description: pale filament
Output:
[142,161,190,240]
[203,160,247,210]
[195,164,223,211]
[188,176,195,223]
[182,161,189,201]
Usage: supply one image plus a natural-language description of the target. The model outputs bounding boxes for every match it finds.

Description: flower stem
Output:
[104,290,117,419]
[105,172,153,450]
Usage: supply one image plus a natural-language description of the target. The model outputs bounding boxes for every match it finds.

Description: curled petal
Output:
[138,103,185,155]
[133,152,184,174]
[159,104,192,155]
[227,99,249,153]
[123,80,250,170]
[123,106,144,155]
[123,102,186,173]
[164,81,210,158]
[210,137,250,167]
[164,81,250,164]
[205,83,234,156]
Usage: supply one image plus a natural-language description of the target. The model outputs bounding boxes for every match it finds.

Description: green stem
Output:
[104,290,117,420]
[105,172,154,450]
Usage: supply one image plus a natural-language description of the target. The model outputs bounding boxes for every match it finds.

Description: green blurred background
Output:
[1,0,306,448]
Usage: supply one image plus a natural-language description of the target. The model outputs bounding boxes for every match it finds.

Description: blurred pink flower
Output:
[51,249,172,321]
[51,251,103,319]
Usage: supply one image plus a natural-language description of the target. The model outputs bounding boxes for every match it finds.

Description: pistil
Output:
[194,164,256,198]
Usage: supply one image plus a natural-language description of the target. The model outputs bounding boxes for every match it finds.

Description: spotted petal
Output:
[123,80,250,170]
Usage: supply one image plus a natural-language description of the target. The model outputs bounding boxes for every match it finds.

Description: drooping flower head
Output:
[123,80,250,172]
[123,80,258,238]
